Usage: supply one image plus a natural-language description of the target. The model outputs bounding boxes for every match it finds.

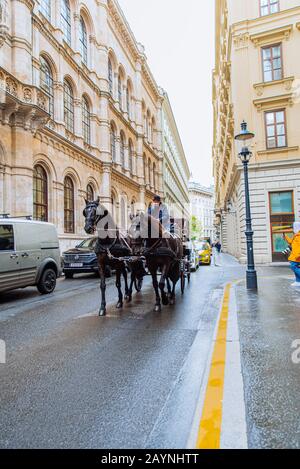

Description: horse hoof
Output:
[99,309,106,317]
[126,296,132,303]
[124,295,129,300]
[154,305,161,312]
[116,302,123,309]
[162,296,169,306]
[170,299,175,306]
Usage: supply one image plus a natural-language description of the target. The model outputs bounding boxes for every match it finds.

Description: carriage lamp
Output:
[235,121,258,291]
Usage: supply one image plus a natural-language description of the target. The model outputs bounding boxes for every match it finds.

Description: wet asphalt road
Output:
[0,265,233,449]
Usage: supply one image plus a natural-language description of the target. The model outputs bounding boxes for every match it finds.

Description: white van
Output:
[0,218,61,294]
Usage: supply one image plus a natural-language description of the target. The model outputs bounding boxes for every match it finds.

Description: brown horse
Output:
[128,212,183,311]
[83,198,131,316]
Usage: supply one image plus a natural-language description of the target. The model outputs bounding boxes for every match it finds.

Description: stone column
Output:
[74,98,83,140]
[73,13,81,64]
[0,164,5,213]
[54,81,64,123]
[11,0,33,83]
[100,162,112,207]
[54,181,65,235]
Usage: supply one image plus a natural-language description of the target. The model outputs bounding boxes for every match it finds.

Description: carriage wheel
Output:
[181,270,185,295]
[134,277,143,292]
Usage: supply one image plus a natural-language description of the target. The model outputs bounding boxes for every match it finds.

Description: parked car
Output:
[196,241,212,266]
[187,242,199,272]
[0,217,61,294]
[62,238,111,279]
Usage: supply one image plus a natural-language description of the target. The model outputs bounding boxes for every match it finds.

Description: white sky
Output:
[118,0,215,187]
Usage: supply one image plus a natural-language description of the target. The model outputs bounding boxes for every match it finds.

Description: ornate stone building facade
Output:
[214,0,300,263]
[161,92,190,220]
[0,0,166,250]
[189,180,215,241]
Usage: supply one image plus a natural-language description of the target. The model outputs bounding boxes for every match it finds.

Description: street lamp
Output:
[235,121,258,291]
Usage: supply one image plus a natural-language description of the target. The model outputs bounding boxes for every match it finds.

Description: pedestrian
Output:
[215,241,222,253]
[284,222,300,287]
[148,195,170,233]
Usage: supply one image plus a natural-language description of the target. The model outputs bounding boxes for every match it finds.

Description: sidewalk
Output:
[235,266,300,448]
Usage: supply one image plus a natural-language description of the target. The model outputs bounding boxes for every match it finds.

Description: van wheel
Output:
[37,268,57,294]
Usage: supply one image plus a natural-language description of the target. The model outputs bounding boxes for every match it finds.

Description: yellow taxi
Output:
[196,241,212,266]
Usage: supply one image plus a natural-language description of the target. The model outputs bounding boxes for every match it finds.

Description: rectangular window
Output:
[260,0,279,16]
[270,191,293,214]
[262,44,282,82]
[0,225,14,251]
[265,110,287,149]
[40,0,51,21]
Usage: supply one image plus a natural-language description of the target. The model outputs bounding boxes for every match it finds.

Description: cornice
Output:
[37,128,103,172]
[253,93,294,111]
[250,24,293,47]
[253,76,294,97]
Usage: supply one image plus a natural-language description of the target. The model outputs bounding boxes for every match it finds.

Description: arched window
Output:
[108,58,113,95]
[40,0,51,21]
[120,198,126,230]
[64,80,74,132]
[128,140,133,173]
[86,184,94,202]
[64,176,74,233]
[153,163,156,190]
[110,124,116,162]
[33,165,48,222]
[126,85,130,117]
[40,57,54,118]
[120,133,125,167]
[82,96,91,144]
[61,0,71,46]
[148,159,151,186]
[118,74,122,108]
[79,16,88,65]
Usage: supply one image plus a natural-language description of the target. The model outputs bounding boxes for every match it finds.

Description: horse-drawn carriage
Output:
[83,199,191,316]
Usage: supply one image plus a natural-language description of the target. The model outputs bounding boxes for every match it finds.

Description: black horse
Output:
[83,198,131,316]
[128,212,183,311]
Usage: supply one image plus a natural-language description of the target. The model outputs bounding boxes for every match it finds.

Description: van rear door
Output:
[0,223,21,292]
[14,223,40,286]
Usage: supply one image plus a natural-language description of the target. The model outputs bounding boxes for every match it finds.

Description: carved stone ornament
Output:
[0,0,9,48]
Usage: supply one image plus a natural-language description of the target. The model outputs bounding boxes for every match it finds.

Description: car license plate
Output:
[70,263,83,268]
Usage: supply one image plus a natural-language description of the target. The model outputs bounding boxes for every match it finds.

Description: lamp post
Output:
[235,121,258,291]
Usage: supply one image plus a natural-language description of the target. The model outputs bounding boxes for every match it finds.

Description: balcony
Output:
[0,67,50,131]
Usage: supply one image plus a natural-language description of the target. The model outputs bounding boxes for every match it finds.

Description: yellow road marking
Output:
[196,283,231,449]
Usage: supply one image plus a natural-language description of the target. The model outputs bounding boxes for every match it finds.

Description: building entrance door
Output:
[269,191,294,262]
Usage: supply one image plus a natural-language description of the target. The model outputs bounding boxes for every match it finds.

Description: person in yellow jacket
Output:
[284,222,300,287]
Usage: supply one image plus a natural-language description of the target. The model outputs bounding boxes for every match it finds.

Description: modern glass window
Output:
[269,191,294,260]
[265,110,286,149]
[39,0,51,21]
[33,165,48,222]
[262,44,282,82]
[79,17,88,65]
[82,96,91,144]
[40,57,54,118]
[61,0,71,46]
[108,59,113,95]
[86,184,94,202]
[64,176,74,233]
[110,125,116,162]
[270,191,293,214]
[0,225,14,251]
[120,133,125,167]
[64,80,74,133]
[260,0,279,16]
